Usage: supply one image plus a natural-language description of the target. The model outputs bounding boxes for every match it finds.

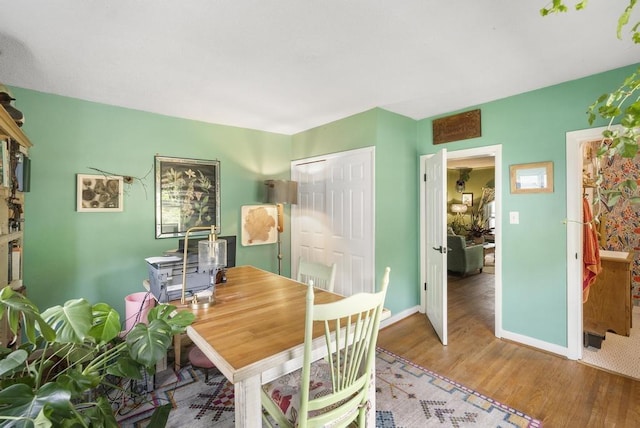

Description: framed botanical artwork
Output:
[77,174,124,212]
[155,156,221,238]
[462,192,473,207]
[241,205,278,246]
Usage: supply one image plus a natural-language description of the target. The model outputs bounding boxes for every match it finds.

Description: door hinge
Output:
[424,282,427,291]
[423,173,427,182]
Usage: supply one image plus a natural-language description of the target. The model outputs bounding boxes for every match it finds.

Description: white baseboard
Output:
[379,306,570,359]
[501,329,570,358]
[380,305,420,329]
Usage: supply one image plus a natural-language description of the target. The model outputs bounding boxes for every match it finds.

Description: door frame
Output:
[420,144,503,339]
[565,125,616,360]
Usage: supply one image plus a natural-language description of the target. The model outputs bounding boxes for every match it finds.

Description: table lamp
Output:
[181,225,227,308]
[450,203,468,215]
[264,179,298,275]
[450,203,468,233]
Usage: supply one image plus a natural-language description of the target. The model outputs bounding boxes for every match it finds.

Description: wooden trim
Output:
[0,105,32,148]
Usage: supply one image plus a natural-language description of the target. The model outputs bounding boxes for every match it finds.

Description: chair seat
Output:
[188,346,215,369]
[261,359,358,426]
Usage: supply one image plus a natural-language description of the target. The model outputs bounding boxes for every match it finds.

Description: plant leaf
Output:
[0,382,71,424]
[629,196,640,204]
[149,403,172,427]
[41,299,93,344]
[617,0,638,39]
[620,140,639,158]
[106,355,145,380]
[56,368,101,397]
[0,349,27,377]
[0,287,55,344]
[88,302,121,344]
[126,320,173,367]
[148,304,195,334]
[606,192,622,207]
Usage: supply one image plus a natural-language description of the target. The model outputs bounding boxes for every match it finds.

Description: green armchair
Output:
[447,234,484,276]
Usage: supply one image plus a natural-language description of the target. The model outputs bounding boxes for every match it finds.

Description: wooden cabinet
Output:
[0,104,31,348]
[583,250,633,339]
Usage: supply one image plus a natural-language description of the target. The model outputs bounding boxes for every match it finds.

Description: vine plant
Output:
[542,0,640,205]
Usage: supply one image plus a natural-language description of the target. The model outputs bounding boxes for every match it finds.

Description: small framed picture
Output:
[77,174,124,212]
[462,192,473,207]
[241,205,278,246]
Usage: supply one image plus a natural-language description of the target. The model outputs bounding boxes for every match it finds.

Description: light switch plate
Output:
[509,211,519,224]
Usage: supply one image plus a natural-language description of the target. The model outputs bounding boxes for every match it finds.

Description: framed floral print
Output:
[155,156,221,238]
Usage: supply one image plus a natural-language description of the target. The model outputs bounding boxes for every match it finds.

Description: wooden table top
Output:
[182,265,344,383]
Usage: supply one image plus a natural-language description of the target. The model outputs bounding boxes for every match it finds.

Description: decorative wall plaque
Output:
[432,109,481,145]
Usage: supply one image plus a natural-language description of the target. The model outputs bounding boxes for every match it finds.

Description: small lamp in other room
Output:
[264,179,298,275]
[450,203,468,234]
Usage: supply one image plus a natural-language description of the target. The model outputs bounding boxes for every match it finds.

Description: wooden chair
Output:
[296,258,337,293]
[262,267,391,427]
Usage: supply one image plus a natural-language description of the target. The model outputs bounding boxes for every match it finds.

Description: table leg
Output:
[234,375,262,427]
[174,334,182,372]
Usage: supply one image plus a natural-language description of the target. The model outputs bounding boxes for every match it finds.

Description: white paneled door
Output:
[423,149,448,345]
[291,148,374,296]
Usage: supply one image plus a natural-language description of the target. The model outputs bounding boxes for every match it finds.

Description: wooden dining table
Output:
[182,265,351,427]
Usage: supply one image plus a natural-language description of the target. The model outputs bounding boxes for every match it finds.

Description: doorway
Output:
[566,127,639,379]
[420,145,503,344]
[447,153,498,340]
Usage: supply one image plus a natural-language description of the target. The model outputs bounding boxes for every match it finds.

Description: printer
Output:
[145,254,210,303]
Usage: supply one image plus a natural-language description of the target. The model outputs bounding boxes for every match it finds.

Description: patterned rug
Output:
[118,348,541,427]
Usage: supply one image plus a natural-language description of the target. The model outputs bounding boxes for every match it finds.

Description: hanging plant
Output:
[541,0,640,206]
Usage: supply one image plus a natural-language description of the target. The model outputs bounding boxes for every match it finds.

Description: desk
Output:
[183,265,351,427]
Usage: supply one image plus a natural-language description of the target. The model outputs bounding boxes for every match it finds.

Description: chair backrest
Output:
[298,267,391,427]
[447,234,466,253]
[296,258,337,293]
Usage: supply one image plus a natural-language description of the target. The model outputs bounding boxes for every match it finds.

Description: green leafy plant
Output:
[0,287,195,427]
[541,1,640,206]
[467,208,492,239]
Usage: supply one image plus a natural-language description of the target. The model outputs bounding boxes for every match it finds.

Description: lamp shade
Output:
[451,203,468,214]
[265,180,298,204]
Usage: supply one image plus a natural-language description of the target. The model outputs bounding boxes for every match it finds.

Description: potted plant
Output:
[0,286,195,427]
[467,208,491,244]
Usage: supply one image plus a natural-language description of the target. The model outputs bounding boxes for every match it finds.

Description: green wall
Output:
[10,62,637,349]
[292,109,418,315]
[13,89,291,317]
[417,63,639,347]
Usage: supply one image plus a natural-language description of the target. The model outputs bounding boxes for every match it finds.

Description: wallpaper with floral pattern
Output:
[598,153,640,305]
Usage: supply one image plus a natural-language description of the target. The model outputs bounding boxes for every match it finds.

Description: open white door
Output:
[423,149,448,345]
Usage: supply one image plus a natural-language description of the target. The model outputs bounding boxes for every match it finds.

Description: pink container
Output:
[125,292,153,331]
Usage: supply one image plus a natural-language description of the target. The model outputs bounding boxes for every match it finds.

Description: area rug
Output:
[118,348,541,427]
[581,306,640,380]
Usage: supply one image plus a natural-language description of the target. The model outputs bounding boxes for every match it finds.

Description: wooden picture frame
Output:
[155,156,220,238]
[510,161,554,194]
[462,192,473,207]
[77,174,124,212]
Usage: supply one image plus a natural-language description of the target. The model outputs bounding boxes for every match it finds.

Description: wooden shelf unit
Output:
[0,103,31,348]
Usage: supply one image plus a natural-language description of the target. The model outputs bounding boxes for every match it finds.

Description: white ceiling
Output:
[0,1,637,135]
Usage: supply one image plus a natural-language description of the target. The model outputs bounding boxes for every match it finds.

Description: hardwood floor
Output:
[377,272,640,427]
